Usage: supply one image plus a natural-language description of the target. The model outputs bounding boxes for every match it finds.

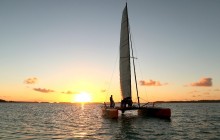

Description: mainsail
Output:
[119,4,131,100]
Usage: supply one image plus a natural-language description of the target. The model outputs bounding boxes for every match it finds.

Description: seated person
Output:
[121,97,132,108]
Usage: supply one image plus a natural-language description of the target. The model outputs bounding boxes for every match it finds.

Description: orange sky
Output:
[1,75,219,103]
[0,0,220,103]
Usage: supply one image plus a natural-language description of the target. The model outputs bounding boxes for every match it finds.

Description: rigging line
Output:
[127,11,140,108]
[129,22,149,102]
[104,51,119,102]
[139,97,148,102]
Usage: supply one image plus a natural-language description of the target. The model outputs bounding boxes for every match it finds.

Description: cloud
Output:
[214,89,220,92]
[24,77,38,84]
[101,89,106,93]
[0,95,11,99]
[61,91,76,94]
[33,88,54,93]
[139,80,168,86]
[190,78,212,87]
[189,90,198,94]
[192,95,201,98]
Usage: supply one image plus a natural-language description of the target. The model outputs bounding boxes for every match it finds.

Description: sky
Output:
[0,0,220,103]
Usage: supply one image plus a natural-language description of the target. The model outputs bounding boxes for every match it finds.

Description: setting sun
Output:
[73,92,92,103]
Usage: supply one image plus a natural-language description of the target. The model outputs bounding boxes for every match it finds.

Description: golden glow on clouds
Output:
[190,78,212,87]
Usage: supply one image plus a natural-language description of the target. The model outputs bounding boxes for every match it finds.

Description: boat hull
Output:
[101,106,171,119]
[138,107,171,119]
[101,107,118,119]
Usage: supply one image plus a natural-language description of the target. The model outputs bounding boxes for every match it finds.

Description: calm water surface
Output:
[0,103,219,139]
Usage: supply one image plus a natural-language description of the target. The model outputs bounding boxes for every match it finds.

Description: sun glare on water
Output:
[73,92,92,103]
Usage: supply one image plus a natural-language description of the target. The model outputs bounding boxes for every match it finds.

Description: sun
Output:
[73,92,92,103]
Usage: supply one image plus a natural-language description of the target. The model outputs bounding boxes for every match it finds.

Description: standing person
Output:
[110,95,115,108]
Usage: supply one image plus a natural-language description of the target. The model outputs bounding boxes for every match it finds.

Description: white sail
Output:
[120,4,131,100]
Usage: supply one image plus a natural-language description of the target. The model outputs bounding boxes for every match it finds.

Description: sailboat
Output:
[102,3,171,119]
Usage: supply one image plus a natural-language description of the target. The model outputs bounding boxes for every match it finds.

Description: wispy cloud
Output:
[0,95,11,99]
[203,92,210,95]
[24,77,38,84]
[139,80,168,86]
[33,88,54,93]
[214,89,220,92]
[189,78,212,87]
[192,95,201,98]
[188,90,198,94]
[101,89,106,93]
[61,91,76,94]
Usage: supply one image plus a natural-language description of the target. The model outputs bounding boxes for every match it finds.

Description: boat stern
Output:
[138,107,171,119]
[102,107,118,119]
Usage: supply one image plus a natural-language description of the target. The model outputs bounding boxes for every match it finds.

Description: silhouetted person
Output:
[104,102,107,108]
[110,95,115,108]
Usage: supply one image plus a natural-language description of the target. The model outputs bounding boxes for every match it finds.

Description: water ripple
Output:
[0,103,219,139]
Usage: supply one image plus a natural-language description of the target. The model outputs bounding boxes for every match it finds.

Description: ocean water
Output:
[0,103,219,140]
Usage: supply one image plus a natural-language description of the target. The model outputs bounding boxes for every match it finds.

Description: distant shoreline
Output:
[1,99,220,104]
[155,100,220,103]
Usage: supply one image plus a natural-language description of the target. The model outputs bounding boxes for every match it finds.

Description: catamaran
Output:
[102,3,171,119]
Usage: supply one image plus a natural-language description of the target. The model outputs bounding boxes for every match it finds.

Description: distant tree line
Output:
[0,99,7,102]
[155,100,220,103]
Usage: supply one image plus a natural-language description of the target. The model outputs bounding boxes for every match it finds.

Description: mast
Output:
[127,4,141,108]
